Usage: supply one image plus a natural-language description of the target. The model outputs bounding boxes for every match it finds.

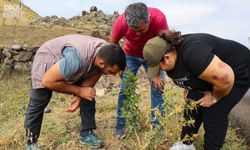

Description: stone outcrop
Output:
[30,6,119,40]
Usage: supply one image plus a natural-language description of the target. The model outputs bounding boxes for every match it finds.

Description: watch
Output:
[211,97,218,104]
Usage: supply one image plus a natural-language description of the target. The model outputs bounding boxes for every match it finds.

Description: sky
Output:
[22,0,250,47]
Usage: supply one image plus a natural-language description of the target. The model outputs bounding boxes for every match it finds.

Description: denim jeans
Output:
[116,55,165,128]
[24,88,97,143]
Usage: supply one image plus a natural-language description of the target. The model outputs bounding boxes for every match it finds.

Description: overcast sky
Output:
[22,0,250,47]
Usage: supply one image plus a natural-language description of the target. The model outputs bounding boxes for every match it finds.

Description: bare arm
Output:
[41,62,97,100]
[198,55,235,100]
[66,73,101,112]
[42,62,80,95]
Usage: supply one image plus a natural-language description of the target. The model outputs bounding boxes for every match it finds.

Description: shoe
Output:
[80,133,104,149]
[26,143,42,150]
[170,141,196,150]
[114,126,126,139]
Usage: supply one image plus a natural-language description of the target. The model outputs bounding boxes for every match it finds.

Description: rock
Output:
[90,6,98,12]
[42,16,51,23]
[11,44,22,51]
[12,51,33,62]
[82,10,88,16]
[113,11,119,15]
[3,49,12,58]
[4,58,14,65]
[44,106,52,113]
[13,62,31,71]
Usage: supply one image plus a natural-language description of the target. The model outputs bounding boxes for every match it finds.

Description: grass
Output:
[0,71,248,150]
[0,0,40,25]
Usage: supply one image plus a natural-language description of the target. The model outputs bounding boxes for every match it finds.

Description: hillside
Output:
[0,0,40,25]
[0,4,249,150]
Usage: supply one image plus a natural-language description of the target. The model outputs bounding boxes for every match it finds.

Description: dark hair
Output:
[125,2,148,28]
[98,44,126,70]
[159,30,183,52]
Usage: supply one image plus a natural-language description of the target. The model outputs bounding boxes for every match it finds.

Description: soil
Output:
[230,89,250,149]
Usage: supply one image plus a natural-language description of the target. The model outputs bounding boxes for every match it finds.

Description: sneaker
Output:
[170,141,196,150]
[114,126,126,139]
[26,143,42,150]
[80,133,104,149]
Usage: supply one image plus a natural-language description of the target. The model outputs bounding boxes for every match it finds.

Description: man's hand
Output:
[118,70,123,78]
[195,91,217,107]
[78,87,96,101]
[66,96,81,112]
[151,76,165,90]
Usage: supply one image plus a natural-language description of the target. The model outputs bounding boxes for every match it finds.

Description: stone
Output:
[13,51,33,62]
[90,6,98,12]
[13,62,31,71]
[11,44,22,51]
[44,106,52,113]
[82,10,88,16]
[3,49,12,58]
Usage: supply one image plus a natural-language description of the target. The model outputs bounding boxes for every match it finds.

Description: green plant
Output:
[121,71,143,137]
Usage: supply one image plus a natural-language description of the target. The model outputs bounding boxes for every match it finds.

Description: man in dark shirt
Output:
[143,30,250,150]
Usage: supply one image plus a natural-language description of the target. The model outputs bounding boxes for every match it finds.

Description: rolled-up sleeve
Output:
[59,46,83,79]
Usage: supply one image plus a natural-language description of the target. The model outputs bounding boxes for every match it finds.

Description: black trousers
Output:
[180,85,249,150]
[24,88,96,143]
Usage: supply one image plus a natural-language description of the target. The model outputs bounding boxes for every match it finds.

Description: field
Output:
[0,71,247,150]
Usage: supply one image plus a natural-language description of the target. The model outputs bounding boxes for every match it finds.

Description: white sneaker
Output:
[170,141,196,150]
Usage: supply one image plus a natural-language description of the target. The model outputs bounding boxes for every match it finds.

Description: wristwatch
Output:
[211,97,218,104]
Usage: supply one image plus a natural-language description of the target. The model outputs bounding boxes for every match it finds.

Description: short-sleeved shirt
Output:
[31,35,107,89]
[167,33,250,92]
[59,46,83,79]
[111,7,168,58]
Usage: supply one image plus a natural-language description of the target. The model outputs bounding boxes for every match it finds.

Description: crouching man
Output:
[24,34,126,149]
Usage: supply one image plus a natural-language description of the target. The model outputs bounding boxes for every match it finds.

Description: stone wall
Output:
[0,44,38,73]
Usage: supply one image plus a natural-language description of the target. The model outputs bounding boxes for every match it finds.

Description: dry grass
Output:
[0,0,40,25]
[0,71,248,150]
[0,25,92,48]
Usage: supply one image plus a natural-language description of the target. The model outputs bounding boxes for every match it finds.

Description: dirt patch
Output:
[230,89,250,149]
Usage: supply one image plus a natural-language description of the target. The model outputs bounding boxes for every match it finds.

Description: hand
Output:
[183,89,188,101]
[66,96,81,112]
[118,70,123,78]
[151,76,165,90]
[79,87,96,101]
[195,91,216,107]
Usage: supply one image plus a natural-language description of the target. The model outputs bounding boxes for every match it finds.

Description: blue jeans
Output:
[116,55,165,128]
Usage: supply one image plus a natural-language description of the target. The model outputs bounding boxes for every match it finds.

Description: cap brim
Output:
[147,64,160,78]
